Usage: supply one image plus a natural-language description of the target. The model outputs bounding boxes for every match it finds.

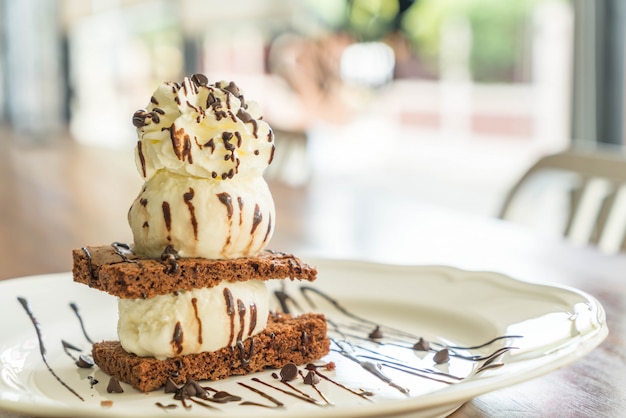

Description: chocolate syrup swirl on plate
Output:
[17,298,85,401]
[17,274,521,413]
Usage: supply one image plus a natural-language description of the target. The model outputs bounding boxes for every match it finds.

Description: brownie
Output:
[92,312,329,392]
[72,244,317,299]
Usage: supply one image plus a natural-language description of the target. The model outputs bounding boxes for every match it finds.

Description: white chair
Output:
[499,149,626,254]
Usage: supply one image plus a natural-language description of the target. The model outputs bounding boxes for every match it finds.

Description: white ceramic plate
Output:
[0,259,607,418]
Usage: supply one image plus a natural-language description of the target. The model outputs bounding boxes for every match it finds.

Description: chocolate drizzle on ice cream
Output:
[128,76,275,260]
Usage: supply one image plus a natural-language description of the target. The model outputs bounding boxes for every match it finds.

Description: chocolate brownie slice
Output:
[92,312,329,392]
[72,244,317,299]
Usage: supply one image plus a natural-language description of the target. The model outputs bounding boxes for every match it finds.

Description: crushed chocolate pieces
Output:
[164,377,180,394]
[179,379,210,400]
[87,375,99,388]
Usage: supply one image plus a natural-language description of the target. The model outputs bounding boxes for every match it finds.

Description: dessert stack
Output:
[72,74,329,392]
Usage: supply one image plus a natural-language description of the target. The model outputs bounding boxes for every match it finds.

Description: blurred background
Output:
[0,0,625,242]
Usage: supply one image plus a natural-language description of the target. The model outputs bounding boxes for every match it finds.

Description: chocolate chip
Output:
[433,348,450,364]
[191,73,208,86]
[75,354,94,368]
[106,377,124,393]
[303,370,320,385]
[132,110,147,127]
[413,337,430,351]
[368,325,383,339]
[279,363,298,381]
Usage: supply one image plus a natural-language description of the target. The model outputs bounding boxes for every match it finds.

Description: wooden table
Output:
[1,133,624,417]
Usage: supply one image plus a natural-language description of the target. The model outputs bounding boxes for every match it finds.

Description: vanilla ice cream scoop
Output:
[129,170,274,259]
[128,75,276,259]
[132,75,274,182]
[118,280,270,359]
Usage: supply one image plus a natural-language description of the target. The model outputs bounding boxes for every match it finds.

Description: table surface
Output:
[1,133,625,418]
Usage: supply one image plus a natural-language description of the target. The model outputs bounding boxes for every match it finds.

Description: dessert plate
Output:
[0,259,607,418]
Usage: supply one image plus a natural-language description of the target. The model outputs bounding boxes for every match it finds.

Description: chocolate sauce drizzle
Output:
[250,377,321,406]
[236,299,246,343]
[170,125,193,163]
[222,287,257,366]
[248,303,257,337]
[161,378,248,411]
[237,381,284,408]
[60,338,94,368]
[188,298,203,345]
[17,297,85,401]
[250,204,262,234]
[314,368,374,401]
[21,260,523,412]
[80,246,95,281]
[137,141,147,178]
[236,338,255,367]
[299,369,332,405]
[69,302,94,344]
[162,201,172,241]
[217,192,233,218]
[111,242,137,264]
[183,188,198,240]
[224,288,236,346]
[171,322,184,355]
[290,285,521,392]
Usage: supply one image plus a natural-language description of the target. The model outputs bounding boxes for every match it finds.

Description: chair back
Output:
[499,149,626,253]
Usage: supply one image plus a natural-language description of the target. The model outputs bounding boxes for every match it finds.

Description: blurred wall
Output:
[1,0,65,140]
[3,0,620,153]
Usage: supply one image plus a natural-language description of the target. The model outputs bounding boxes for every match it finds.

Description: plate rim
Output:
[0,260,609,418]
